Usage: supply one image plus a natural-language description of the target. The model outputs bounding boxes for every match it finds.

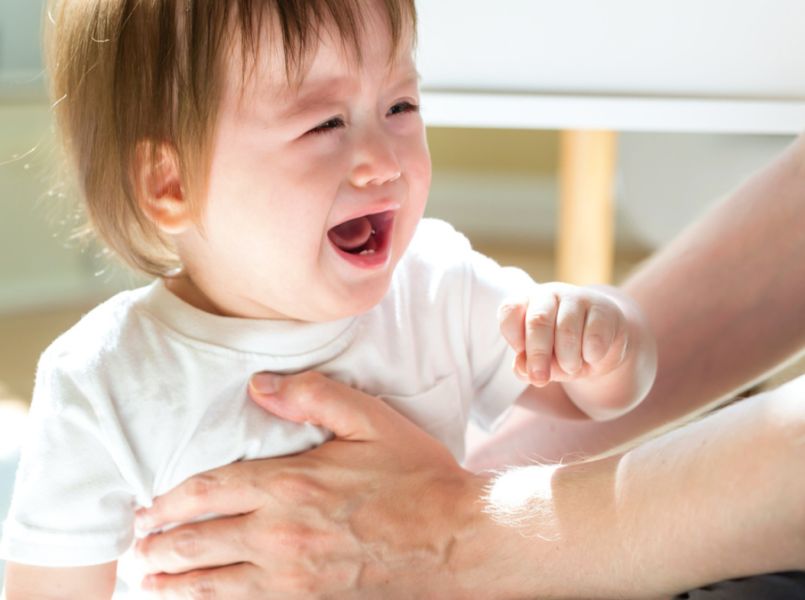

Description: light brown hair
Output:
[45,0,417,275]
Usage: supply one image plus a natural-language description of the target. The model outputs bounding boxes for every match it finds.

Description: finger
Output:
[516,351,573,383]
[249,371,389,441]
[553,296,586,376]
[136,463,268,531]
[137,514,250,575]
[524,291,559,386]
[513,351,528,380]
[142,562,267,599]
[498,298,527,353]
[581,304,618,365]
[139,511,348,577]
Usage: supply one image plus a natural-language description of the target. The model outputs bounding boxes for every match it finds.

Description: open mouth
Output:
[327,210,395,262]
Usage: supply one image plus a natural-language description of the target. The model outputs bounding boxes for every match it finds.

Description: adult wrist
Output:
[442,470,525,599]
[445,468,561,600]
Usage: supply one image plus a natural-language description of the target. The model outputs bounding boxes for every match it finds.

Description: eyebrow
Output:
[276,70,422,120]
[276,77,354,120]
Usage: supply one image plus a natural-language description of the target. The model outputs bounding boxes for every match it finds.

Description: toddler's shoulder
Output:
[39,284,154,376]
[381,218,473,313]
[400,218,534,288]
[396,219,536,308]
[408,218,473,260]
[401,218,474,279]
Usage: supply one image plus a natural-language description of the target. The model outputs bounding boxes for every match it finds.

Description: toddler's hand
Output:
[498,282,630,387]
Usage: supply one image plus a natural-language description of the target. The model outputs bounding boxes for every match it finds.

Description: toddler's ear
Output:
[134,141,191,234]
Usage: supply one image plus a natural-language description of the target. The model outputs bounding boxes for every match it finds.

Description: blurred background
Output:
[1,0,804,586]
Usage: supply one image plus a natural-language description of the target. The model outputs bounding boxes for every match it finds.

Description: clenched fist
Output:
[499,282,657,420]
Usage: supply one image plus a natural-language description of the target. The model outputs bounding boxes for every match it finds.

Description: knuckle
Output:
[184,473,220,503]
[295,373,325,406]
[536,281,562,295]
[283,567,319,595]
[272,522,315,554]
[498,300,524,320]
[352,410,379,436]
[526,312,554,331]
[187,572,217,599]
[134,537,156,567]
[590,305,617,330]
[587,301,608,317]
[557,294,584,314]
[585,333,606,351]
[556,325,581,346]
[271,471,323,504]
[172,529,202,560]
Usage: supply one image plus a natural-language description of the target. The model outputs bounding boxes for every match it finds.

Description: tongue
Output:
[328,216,373,251]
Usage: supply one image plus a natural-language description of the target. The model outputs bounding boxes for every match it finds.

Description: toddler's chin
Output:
[334,284,392,321]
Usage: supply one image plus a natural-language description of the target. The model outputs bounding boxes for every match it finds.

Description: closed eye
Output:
[388,101,419,117]
[306,102,419,136]
[307,116,346,136]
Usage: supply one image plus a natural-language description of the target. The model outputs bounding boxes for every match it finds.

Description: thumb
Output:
[248,371,388,441]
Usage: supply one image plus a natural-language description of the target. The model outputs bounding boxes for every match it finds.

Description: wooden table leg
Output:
[557,130,617,285]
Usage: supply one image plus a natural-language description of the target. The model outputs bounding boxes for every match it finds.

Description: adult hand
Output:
[134,372,491,599]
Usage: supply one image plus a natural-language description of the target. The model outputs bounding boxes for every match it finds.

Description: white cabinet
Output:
[417,0,805,133]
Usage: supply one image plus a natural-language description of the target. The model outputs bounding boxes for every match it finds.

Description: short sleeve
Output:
[0,352,135,567]
[464,250,535,432]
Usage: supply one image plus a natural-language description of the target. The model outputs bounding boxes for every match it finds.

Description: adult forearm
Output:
[597,378,805,594]
[619,134,805,435]
[470,134,805,465]
[465,377,805,599]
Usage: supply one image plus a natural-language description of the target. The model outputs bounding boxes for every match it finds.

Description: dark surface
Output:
[677,572,805,599]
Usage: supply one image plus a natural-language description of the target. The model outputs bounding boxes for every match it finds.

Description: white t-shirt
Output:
[1,219,534,583]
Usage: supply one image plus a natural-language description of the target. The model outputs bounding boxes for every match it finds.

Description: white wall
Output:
[417,0,805,99]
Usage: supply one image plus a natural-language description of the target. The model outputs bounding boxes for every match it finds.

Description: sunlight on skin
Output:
[759,376,805,447]
[483,463,561,541]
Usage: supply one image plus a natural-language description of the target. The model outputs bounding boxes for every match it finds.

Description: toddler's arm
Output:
[499,282,657,420]
[3,561,117,600]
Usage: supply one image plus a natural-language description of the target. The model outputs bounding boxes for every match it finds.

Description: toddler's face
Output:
[173,4,430,321]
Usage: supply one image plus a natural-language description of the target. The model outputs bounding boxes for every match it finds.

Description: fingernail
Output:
[528,364,547,382]
[568,364,582,376]
[251,372,280,395]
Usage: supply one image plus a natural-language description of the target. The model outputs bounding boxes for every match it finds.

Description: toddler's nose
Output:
[349,132,401,187]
